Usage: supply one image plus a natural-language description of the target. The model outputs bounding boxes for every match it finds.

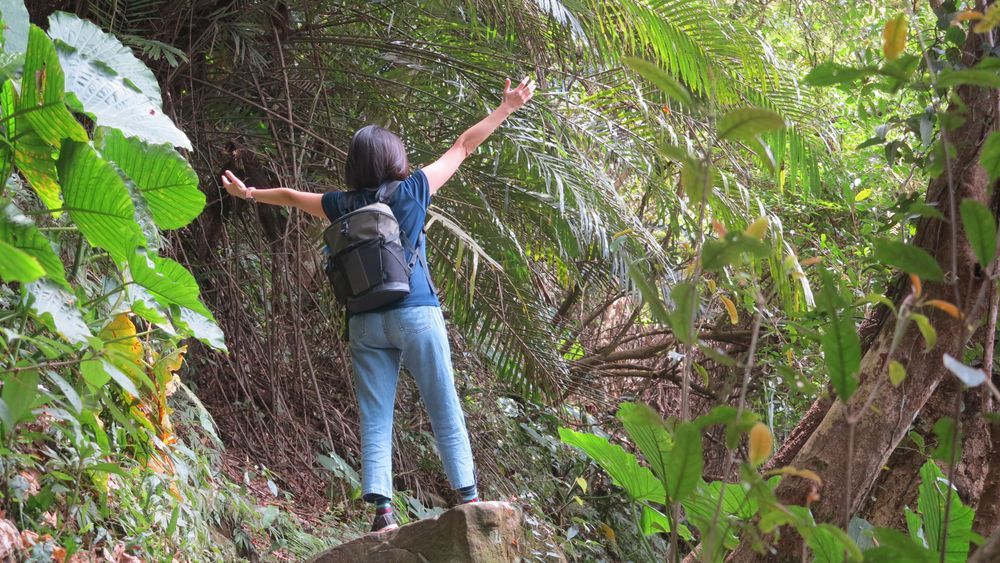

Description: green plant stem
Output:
[633,502,658,562]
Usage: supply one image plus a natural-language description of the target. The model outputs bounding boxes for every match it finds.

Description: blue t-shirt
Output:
[321,169,440,311]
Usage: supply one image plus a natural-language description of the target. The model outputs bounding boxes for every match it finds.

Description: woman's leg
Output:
[349,312,402,503]
[389,306,477,496]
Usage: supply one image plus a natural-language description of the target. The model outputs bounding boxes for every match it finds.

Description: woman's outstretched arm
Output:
[220,170,326,219]
[423,77,535,196]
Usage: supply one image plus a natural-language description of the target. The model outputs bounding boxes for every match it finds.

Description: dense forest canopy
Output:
[3,0,1000,561]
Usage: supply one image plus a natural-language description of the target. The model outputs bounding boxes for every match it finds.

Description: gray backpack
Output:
[323,181,427,313]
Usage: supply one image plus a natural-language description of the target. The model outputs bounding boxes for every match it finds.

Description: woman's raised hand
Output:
[501,76,536,112]
[221,170,255,200]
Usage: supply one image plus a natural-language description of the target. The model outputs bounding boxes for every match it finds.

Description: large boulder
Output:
[311,501,542,562]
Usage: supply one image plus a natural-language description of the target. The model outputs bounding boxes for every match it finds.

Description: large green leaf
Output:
[664,422,702,503]
[558,427,666,504]
[46,12,191,149]
[99,129,204,229]
[872,238,944,282]
[622,56,692,105]
[717,108,785,141]
[0,369,38,430]
[0,82,62,213]
[24,279,91,345]
[802,524,863,563]
[128,249,212,318]
[174,306,227,352]
[818,271,861,401]
[20,25,87,147]
[0,203,66,286]
[668,282,699,345]
[981,131,1000,186]
[57,140,144,262]
[628,261,670,325]
[915,461,974,562]
[618,402,673,481]
[0,240,43,282]
[0,0,29,59]
[960,199,998,268]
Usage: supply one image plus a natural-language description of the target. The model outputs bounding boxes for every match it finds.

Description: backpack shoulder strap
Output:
[375,180,403,204]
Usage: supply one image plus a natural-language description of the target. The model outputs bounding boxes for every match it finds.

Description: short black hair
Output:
[344,125,409,190]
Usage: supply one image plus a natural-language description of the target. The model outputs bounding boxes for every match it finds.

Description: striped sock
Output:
[457,484,479,503]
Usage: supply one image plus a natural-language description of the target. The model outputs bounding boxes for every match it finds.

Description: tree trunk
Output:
[863,380,992,530]
[974,418,1000,537]
[728,32,999,561]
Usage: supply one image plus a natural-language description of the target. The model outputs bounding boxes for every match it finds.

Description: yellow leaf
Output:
[785,348,794,364]
[882,14,908,61]
[706,278,717,292]
[889,360,906,386]
[909,274,922,298]
[854,188,873,202]
[954,10,984,24]
[801,256,823,267]
[748,422,773,467]
[925,299,961,319]
[721,296,739,325]
[573,495,584,506]
[974,5,1000,33]
[765,466,823,485]
[745,216,769,240]
[99,314,144,390]
[599,522,617,542]
[575,476,588,494]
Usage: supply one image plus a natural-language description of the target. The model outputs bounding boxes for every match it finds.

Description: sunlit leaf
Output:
[818,271,861,401]
[0,203,66,287]
[882,14,908,61]
[665,422,702,503]
[718,108,785,141]
[57,141,144,263]
[889,360,906,386]
[872,238,944,282]
[622,56,692,106]
[559,427,665,504]
[0,240,43,282]
[98,128,205,229]
[748,422,772,467]
[20,25,87,147]
[618,402,672,481]
[980,132,1000,185]
[959,199,996,268]
[24,279,91,345]
[46,11,191,149]
[910,313,937,351]
[720,295,739,324]
[668,282,699,345]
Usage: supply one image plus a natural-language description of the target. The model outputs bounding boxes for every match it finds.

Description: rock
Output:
[311,501,538,563]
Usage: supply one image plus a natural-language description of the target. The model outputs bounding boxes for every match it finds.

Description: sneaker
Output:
[370,510,399,533]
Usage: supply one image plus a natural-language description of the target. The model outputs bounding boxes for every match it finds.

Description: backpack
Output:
[322,181,430,314]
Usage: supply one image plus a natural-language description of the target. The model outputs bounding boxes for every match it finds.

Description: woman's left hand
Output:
[221,170,255,199]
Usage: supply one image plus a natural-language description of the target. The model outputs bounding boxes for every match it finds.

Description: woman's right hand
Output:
[500,76,536,113]
[221,170,254,200]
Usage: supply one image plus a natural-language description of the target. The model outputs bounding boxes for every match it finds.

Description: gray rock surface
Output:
[310,501,533,562]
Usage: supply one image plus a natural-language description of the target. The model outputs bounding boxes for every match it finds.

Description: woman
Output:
[221,77,535,533]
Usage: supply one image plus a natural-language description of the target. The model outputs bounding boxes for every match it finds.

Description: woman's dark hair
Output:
[344,125,409,189]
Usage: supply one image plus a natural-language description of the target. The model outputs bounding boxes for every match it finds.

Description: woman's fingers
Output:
[504,78,511,93]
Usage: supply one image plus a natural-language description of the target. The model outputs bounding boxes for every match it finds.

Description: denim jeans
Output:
[348,305,476,500]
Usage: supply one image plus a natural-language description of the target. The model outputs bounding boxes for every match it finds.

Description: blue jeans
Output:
[348,306,476,501]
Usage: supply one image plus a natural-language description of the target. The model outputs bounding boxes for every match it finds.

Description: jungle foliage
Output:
[4,0,1000,561]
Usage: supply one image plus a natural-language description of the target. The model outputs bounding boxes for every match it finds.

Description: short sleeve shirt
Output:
[321,169,440,311]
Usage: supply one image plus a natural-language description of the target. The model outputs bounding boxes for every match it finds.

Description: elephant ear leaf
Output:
[99,129,204,230]
[46,11,191,149]
[20,24,87,147]
[57,140,145,263]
